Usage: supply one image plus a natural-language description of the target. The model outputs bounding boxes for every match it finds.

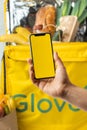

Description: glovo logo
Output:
[13,86,87,113]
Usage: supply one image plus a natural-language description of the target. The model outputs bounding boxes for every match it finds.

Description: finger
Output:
[29,65,40,86]
[29,66,36,83]
[29,70,34,80]
[27,58,33,65]
[54,52,64,68]
[30,65,34,72]
[29,65,34,79]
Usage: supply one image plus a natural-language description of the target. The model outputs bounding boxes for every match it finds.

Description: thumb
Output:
[54,52,64,68]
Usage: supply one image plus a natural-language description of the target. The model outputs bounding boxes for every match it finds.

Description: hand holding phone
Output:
[29,33,55,79]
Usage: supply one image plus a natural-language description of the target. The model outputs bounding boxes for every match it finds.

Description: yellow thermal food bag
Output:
[0,43,87,130]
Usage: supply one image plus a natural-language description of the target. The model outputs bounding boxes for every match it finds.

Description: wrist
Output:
[60,82,74,99]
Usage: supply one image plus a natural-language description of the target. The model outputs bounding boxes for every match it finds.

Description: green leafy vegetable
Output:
[71,0,81,16]
[78,9,87,23]
[78,0,87,17]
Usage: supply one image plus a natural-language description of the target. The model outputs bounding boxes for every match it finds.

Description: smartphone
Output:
[29,33,55,79]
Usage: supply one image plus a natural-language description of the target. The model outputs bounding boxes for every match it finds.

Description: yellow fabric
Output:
[0,42,87,130]
[0,58,4,94]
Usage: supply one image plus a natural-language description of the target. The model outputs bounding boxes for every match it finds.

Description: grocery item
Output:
[13,26,31,40]
[3,0,87,43]
[0,26,31,45]
[0,94,18,130]
[33,5,56,36]
[0,106,5,118]
[7,97,16,111]
[52,30,63,41]
[57,16,79,42]
[55,0,87,42]
[0,34,28,45]
[0,95,16,118]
